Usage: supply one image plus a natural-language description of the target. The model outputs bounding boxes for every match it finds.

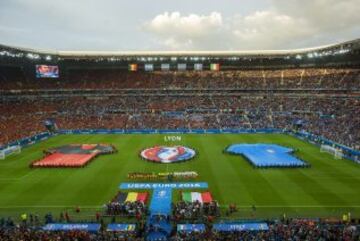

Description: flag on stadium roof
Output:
[210,63,220,71]
[129,64,138,71]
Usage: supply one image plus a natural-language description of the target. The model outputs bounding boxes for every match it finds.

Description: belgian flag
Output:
[117,192,148,203]
[116,192,128,203]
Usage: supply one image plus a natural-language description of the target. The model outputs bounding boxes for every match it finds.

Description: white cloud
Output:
[272,0,360,29]
[231,11,314,49]
[144,12,224,49]
[144,0,360,50]
[0,0,359,50]
[147,12,222,36]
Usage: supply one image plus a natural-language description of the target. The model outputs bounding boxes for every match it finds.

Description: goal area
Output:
[320,144,344,159]
[0,145,21,160]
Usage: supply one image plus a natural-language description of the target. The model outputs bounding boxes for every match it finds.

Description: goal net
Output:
[320,144,344,159]
[0,145,21,160]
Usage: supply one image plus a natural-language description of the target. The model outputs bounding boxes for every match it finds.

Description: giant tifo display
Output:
[0,39,360,241]
[31,144,116,167]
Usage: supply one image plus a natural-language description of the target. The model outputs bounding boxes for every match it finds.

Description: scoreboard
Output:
[36,65,59,78]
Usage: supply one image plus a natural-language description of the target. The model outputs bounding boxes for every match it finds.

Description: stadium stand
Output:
[0,217,359,240]
[1,93,359,151]
[1,40,360,240]
[1,67,360,90]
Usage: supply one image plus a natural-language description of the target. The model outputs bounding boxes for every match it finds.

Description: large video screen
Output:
[36,65,59,78]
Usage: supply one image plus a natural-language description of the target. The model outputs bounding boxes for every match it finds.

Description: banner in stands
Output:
[0,132,51,151]
[213,222,269,232]
[119,182,208,190]
[106,224,136,232]
[42,223,101,232]
[57,128,283,135]
[177,224,206,232]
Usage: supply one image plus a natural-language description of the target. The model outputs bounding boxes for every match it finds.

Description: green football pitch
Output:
[0,133,359,220]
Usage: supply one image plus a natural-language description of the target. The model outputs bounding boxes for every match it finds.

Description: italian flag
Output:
[182,192,213,203]
[129,64,138,71]
[210,63,220,71]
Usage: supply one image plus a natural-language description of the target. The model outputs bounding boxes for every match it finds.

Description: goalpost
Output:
[0,145,21,160]
[320,144,344,159]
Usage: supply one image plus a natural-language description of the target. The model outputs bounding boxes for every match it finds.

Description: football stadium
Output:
[1,1,360,240]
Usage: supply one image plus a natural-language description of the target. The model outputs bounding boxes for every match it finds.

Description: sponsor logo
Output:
[141,146,195,163]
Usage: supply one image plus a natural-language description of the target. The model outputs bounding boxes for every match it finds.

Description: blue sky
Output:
[0,0,359,51]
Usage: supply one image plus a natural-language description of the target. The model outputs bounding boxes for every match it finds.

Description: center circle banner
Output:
[140,146,196,163]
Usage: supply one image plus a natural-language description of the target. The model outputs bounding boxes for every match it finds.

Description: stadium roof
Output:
[1,38,359,58]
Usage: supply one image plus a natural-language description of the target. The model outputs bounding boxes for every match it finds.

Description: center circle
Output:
[140,146,196,163]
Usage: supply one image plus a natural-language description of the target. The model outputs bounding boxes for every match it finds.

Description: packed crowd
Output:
[173,201,220,221]
[1,95,359,151]
[1,66,360,90]
[171,220,360,241]
[105,201,147,218]
[0,228,141,241]
[0,217,359,241]
[1,67,360,152]
[0,214,143,241]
